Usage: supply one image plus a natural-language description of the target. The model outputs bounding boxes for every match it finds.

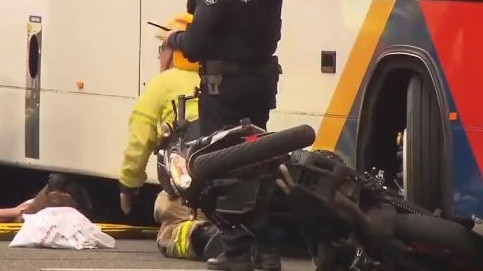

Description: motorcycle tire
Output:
[394,214,483,269]
[188,124,316,179]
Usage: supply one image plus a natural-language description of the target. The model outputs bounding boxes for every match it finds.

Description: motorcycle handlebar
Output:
[173,94,198,126]
[185,121,265,148]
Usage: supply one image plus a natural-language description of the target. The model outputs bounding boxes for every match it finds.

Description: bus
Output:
[312,0,483,219]
[0,0,482,221]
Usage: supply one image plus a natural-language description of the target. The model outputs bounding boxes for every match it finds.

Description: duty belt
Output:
[200,56,282,95]
[201,56,282,76]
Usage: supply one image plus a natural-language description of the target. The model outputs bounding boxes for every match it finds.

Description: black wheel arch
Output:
[356,46,453,216]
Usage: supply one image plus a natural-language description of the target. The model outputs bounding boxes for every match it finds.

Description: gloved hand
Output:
[119,183,140,215]
[157,29,178,42]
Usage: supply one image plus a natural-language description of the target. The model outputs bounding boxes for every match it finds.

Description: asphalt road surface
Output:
[0,240,315,271]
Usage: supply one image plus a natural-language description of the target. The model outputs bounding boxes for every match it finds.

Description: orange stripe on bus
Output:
[312,0,395,151]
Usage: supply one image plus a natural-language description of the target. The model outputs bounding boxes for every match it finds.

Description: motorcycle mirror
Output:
[160,123,173,137]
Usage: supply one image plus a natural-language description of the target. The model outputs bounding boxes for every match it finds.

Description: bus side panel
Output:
[38,92,135,179]
[0,0,143,181]
[419,1,483,216]
[453,128,483,216]
[269,0,372,134]
[0,89,139,182]
[0,0,46,88]
[41,0,141,98]
[0,0,46,167]
[0,87,26,159]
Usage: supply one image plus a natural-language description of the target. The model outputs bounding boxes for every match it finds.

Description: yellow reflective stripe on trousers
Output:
[174,221,193,258]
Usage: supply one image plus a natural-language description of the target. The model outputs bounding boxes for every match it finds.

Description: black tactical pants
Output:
[198,72,279,257]
[220,179,284,257]
[198,72,277,136]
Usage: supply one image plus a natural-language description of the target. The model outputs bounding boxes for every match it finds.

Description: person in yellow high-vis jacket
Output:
[119,12,200,199]
[118,12,224,261]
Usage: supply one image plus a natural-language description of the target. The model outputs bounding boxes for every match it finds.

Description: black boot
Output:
[207,252,254,271]
[252,252,281,270]
[191,223,226,261]
[202,226,226,261]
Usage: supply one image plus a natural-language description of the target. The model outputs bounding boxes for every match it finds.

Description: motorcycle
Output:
[156,89,483,270]
[185,135,483,270]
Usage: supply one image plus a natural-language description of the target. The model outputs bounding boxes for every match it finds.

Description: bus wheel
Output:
[405,75,444,213]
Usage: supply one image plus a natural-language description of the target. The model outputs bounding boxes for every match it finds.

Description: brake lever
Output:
[276,164,296,195]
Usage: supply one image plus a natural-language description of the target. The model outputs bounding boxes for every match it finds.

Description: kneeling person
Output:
[154,191,223,260]
[117,12,224,261]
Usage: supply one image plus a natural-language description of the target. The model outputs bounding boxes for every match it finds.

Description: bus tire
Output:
[405,76,444,213]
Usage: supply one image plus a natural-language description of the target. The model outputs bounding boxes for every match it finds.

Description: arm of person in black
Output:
[166,0,225,61]
[187,0,197,14]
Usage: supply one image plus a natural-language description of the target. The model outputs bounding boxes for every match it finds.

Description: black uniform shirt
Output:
[167,0,283,66]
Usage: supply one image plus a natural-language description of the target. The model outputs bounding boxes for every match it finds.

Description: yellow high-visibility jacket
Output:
[119,68,200,188]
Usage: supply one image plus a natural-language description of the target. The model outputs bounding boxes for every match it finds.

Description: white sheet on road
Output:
[10,207,115,250]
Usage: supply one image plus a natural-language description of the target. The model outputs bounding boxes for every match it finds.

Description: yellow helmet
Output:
[155,13,199,72]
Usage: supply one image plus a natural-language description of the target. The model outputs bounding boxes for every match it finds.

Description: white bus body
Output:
[0,0,369,183]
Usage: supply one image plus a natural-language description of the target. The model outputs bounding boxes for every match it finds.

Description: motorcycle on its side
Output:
[154,88,483,271]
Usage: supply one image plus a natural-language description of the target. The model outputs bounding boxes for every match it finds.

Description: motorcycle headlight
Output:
[169,152,192,191]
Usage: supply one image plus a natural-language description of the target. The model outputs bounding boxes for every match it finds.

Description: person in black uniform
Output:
[163,0,283,270]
